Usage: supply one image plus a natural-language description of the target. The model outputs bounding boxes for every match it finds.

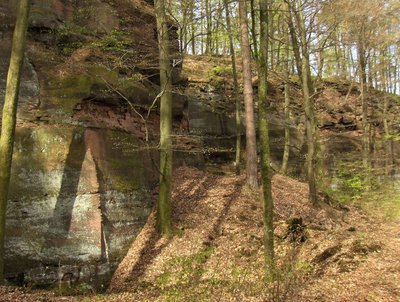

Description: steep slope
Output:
[1,166,399,301]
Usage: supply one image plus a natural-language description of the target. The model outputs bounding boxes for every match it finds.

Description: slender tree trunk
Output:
[393,58,398,95]
[382,64,391,176]
[214,0,223,56]
[291,0,318,205]
[357,35,370,174]
[339,33,347,79]
[250,0,259,60]
[281,37,291,175]
[286,4,302,78]
[275,14,283,70]
[239,0,258,188]
[200,6,204,54]
[224,0,241,175]
[155,0,173,236]
[259,0,274,276]
[348,37,354,80]
[301,51,318,205]
[315,0,324,80]
[190,0,196,55]
[334,30,340,77]
[0,0,31,283]
[382,62,390,137]
[268,2,275,70]
[205,0,212,54]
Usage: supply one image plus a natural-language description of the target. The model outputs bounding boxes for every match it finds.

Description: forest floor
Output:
[0,166,399,301]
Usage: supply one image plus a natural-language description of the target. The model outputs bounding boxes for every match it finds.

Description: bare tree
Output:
[0,0,31,282]
[258,0,275,276]
[238,0,259,188]
[155,0,173,235]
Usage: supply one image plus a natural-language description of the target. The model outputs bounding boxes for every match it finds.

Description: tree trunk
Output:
[189,0,196,55]
[301,51,318,205]
[357,36,370,175]
[339,33,347,79]
[286,3,302,78]
[155,0,173,236]
[250,0,259,60]
[224,0,242,175]
[0,0,31,283]
[314,0,324,80]
[268,2,275,70]
[281,37,291,175]
[205,0,212,54]
[259,0,274,276]
[291,0,318,205]
[239,0,258,188]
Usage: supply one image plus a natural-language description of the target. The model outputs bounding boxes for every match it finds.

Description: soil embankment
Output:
[1,167,398,301]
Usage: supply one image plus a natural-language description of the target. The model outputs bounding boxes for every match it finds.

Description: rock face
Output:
[7,128,156,287]
[182,61,305,169]
[316,87,358,130]
[0,0,179,289]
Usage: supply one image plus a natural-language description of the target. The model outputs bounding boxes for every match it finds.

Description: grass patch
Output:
[360,182,400,221]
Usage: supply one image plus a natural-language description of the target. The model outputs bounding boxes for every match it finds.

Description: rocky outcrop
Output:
[182,61,305,167]
[6,128,156,287]
[0,0,184,289]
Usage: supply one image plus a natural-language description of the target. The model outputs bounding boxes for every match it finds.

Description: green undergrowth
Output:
[55,282,95,297]
[360,182,400,221]
[91,29,133,53]
[325,159,400,221]
[137,245,312,301]
[325,160,375,203]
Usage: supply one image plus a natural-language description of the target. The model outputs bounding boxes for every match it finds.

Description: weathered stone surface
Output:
[35,66,158,124]
[340,114,355,125]
[0,0,191,289]
[318,112,336,129]
[5,127,155,287]
[189,99,236,137]
[86,2,119,34]
[0,0,72,29]
[185,84,304,165]
[0,34,40,122]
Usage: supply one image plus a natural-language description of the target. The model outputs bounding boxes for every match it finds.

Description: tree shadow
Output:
[46,128,86,245]
[43,128,113,281]
[208,181,243,241]
[124,224,170,285]
[110,174,244,293]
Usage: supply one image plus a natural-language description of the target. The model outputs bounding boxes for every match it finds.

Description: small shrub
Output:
[91,29,133,53]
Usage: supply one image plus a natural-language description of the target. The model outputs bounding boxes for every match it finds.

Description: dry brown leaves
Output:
[2,166,399,301]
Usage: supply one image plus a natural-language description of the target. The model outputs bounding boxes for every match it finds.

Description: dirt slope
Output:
[297,214,400,301]
[0,167,399,301]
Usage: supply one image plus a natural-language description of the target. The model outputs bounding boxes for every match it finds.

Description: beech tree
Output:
[223,0,242,175]
[280,33,291,175]
[155,0,173,235]
[285,0,318,205]
[258,0,275,274]
[0,0,31,282]
[238,0,258,188]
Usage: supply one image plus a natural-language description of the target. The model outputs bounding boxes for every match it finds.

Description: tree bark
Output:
[357,34,370,175]
[259,0,274,276]
[250,0,259,60]
[155,0,173,236]
[0,0,31,283]
[281,37,290,175]
[224,0,242,175]
[239,0,258,188]
[286,3,302,78]
[291,0,318,205]
[205,0,212,54]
